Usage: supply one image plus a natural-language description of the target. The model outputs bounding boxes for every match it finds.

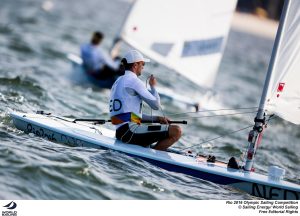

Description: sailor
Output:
[109,50,182,150]
[80,31,121,79]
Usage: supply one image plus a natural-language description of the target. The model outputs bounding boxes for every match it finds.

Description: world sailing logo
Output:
[3,201,17,210]
[2,201,17,216]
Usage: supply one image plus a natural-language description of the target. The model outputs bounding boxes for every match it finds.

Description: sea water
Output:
[0,0,299,199]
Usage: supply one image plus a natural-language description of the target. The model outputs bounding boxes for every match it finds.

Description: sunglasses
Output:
[137,61,145,66]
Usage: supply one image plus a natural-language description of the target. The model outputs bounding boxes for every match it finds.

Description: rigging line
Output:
[175,110,257,119]
[180,125,253,152]
[50,115,105,131]
[167,107,259,117]
[145,76,155,122]
[145,75,167,122]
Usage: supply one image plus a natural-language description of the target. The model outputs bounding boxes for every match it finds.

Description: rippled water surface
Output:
[0,0,299,199]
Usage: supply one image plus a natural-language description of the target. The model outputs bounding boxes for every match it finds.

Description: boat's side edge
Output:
[10,112,300,200]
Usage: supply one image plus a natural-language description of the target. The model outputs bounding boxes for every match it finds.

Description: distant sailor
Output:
[109,50,182,150]
[80,31,122,79]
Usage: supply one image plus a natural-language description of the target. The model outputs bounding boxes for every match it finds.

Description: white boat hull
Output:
[11,112,300,200]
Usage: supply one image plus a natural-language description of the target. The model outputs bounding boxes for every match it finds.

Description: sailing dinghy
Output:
[68,0,237,108]
[11,0,300,199]
[10,111,300,200]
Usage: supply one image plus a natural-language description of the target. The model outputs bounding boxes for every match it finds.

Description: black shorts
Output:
[116,123,169,147]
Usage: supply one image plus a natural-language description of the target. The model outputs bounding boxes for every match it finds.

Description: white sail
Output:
[120,0,237,88]
[266,0,300,125]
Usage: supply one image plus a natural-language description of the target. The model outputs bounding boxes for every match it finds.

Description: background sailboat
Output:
[118,0,237,89]
[68,0,237,110]
[111,0,237,109]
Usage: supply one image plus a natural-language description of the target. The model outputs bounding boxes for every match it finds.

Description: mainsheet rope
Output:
[166,107,259,117]
[171,110,258,120]
[179,114,277,152]
[144,76,258,121]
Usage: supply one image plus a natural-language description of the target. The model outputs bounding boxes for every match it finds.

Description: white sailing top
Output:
[80,43,119,71]
[109,70,160,127]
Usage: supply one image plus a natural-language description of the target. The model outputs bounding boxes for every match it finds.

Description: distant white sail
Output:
[266,0,300,125]
[120,0,237,88]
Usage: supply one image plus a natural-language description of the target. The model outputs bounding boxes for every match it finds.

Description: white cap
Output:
[124,50,150,63]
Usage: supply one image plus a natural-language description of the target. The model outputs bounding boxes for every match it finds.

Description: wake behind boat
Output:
[10,111,300,200]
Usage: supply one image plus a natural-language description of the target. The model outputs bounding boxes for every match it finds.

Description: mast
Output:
[243,0,291,171]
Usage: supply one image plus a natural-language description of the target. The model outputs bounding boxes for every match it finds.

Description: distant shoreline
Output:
[231,12,278,39]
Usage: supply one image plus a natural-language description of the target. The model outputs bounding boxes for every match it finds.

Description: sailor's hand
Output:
[149,74,157,86]
[158,116,170,124]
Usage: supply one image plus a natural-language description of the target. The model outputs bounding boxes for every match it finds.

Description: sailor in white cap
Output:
[109,50,182,150]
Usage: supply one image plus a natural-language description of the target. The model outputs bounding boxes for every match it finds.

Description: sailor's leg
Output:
[154,125,181,151]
